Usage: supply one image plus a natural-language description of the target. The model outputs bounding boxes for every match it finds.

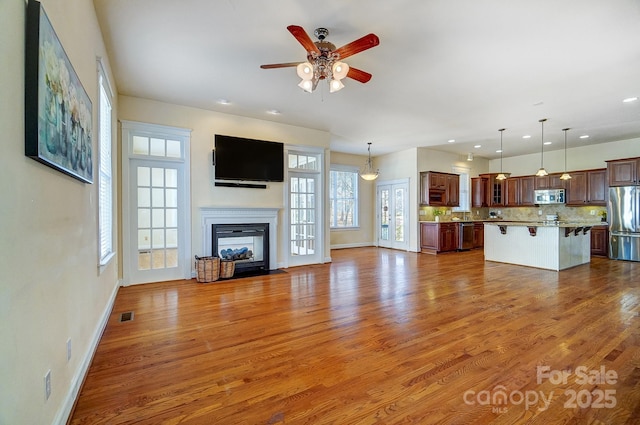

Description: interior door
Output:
[121,121,191,285]
[129,160,186,284]
[377,179,409,250]
[287,150,323,267]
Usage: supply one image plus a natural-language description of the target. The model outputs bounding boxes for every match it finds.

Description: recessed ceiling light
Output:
[474,145,481,149]
[544,142,552,145]
[623,97,638,103]
[217,99,231,105]
[496,149,502,153]
[579,135,589,139]
[522,135,531,139]
[448,139,455,143]
[266,109,281,115]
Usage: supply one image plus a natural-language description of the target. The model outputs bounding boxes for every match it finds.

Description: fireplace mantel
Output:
[200,207,279,270]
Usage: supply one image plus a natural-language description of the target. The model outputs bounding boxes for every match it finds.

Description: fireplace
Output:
[212,223,269,274]
[200,207,279,272]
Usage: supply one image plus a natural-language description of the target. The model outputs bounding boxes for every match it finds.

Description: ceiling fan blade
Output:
[334,33,379,60]
[287,25,320,54]
[346,67,372,83]
[260,62,300,69]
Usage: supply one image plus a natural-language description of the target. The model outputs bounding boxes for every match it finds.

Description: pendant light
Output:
[560,128,572,180]
[535,118,549,177]
[495,128,510,180]
[359,142,379,181]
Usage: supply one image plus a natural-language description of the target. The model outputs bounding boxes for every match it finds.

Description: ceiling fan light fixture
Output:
[329,79,345,93]
[359,142,379,181]
[298,79,314,93]
[296,62,314,80]
[332,61,349,80]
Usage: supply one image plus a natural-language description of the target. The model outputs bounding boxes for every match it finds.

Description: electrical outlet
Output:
[44,370,51,400]
[67,338,72,362]
[538,209,543,216]
[590,210,596,216]
[419,210,426,216]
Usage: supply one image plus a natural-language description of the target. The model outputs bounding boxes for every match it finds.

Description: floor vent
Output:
[119,311,134,322]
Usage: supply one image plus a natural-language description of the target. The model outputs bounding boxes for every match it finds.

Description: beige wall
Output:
[329,152,376,248]
[490,138,640,176]
[0,0,119,424]
[418,148,490,177]
[374,148,419,250]
[118,96,332,266]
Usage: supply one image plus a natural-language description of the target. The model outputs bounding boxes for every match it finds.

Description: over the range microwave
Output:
[534,188,565,204]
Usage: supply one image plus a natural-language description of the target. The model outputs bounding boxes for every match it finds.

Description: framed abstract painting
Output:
[25,0,93,183]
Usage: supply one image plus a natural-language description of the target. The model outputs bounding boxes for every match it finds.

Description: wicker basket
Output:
[219,260,235,279]
[195,256,220,283]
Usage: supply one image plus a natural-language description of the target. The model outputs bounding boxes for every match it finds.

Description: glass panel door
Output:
[377,180,409,250]
[287,151,323,267]
[130,160,185,284]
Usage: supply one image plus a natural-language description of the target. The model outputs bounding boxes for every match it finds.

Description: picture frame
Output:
[25,0,93,183]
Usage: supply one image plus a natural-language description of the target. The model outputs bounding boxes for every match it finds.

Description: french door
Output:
[121,121,191,285]
[377,179,409,250]
[287,150,323,267]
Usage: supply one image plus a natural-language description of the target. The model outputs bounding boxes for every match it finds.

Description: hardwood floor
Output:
[70,248,640,424]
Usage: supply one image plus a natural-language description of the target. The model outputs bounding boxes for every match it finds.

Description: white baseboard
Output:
[330,242,375,250]
[54,279,120,425]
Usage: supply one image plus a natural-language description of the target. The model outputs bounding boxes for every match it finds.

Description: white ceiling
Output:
[93,0,640,160]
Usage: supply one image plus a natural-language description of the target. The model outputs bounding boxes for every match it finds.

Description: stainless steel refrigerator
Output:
[609,186,640,261]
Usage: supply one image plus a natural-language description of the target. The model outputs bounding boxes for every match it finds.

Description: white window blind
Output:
[98,68,113,265]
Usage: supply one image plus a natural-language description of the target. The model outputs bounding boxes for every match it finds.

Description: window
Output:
[452,165,470,212]
[98,61,114,265]
[330,167,359,228]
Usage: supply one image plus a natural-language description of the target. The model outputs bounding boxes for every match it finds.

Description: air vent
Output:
[119,311,134,322]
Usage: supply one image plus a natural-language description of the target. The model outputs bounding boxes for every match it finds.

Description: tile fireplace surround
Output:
[200,207,279,270]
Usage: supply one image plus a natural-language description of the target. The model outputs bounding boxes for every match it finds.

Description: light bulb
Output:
[296,62,313,80]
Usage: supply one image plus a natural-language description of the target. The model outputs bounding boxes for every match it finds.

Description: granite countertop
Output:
[484,220,606,228]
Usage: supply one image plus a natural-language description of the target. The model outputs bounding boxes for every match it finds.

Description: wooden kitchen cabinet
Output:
[473,222,484,249]
[590,225,609,257]
[504,176,534,207]
[505,178,520,207]
[420,222,459,254]
[420,222,439,252]
[420,172,460,207]
[439,223,459,252]
[471,177,488,207]
[519,176,536,206]
[479,174,505,207]
[535,173,565,190]
[566,169,607,206]
[607,158,640,186]
[446,175,460,206]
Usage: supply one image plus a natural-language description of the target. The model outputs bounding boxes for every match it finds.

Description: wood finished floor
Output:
[70,248,640,425]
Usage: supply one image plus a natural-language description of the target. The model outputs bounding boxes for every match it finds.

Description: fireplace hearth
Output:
[212,223,269,275]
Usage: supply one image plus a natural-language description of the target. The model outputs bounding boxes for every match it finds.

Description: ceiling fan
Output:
[260,25,379,93]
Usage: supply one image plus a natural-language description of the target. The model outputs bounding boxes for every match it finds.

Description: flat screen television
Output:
[214,135,284,182]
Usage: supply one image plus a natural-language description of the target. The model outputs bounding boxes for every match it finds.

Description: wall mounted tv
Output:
[214,135,284,182]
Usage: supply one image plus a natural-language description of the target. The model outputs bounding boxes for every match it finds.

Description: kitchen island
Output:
[484,222,594,271]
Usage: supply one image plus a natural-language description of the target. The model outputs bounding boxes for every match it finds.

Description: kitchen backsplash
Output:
[420,205,607,223]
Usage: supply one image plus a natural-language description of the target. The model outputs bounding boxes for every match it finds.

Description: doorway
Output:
[376,179,409,250]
